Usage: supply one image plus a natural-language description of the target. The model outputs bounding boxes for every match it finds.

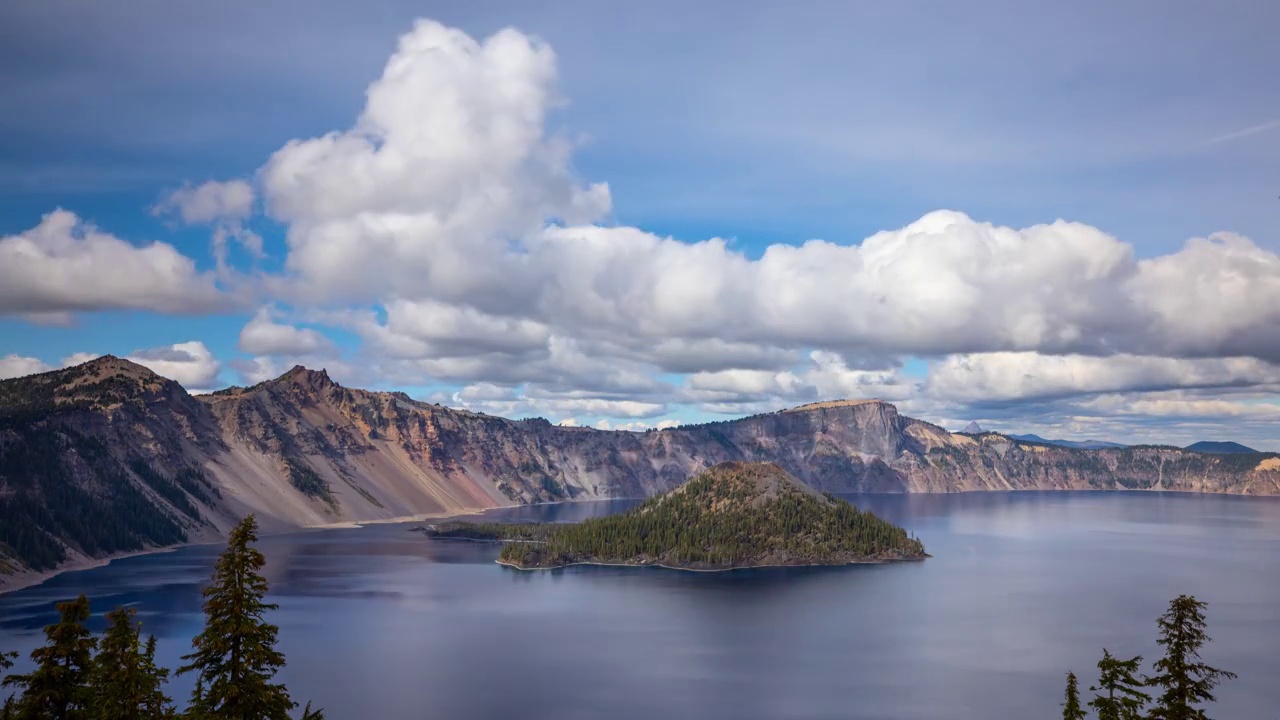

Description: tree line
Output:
[0,516,322,720]
[494,463,926,568]
[1061,595,1235,720]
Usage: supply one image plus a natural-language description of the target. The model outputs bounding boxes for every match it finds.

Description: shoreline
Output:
[5,485,1275,596]
[0,506,492,597]
[494,554,929,574]
[0,545,190,597]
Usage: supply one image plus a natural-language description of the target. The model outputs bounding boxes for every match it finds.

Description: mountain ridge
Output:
[1184,440,1259,455]
[1007,433,1128,450]
[3,358,1279,589]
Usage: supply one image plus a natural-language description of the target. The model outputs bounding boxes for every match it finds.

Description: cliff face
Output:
[3,359,1279,587]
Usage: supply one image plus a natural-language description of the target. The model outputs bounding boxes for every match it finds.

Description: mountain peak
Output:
[961,421,984,434]
[1185,440,1259,454]
[275,365,337,391]
[677,461,828,506]
[783,399,888,413]
[75,354,164,382]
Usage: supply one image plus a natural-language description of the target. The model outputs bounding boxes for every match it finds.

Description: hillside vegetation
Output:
[429,462,927,570]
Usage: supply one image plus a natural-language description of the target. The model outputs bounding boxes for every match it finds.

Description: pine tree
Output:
[2,594,96,720]
[1062,671,1086,720]
[1087,648,1150,720]
[91,607,174,720]
[1147,595,1236,720]
[176,515,297,720]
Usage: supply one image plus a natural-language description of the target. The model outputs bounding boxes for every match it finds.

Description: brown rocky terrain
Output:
[2,357,1278,588]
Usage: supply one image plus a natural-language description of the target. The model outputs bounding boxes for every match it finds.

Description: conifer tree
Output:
[91,607,174,720]
[139,636,174,720]
[177,515,298,720]
[1087,648,1150,720]
[1,650,15,720]
[1147,595,1236,720]
[1061,671,1086,720]
[3,594,96,720]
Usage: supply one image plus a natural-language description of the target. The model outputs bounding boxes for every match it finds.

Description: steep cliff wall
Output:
[3,358,1278,588]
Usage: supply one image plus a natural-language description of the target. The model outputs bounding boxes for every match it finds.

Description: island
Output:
[419,461,928,571]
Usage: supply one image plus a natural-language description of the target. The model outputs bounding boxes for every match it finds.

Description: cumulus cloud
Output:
[126,341,222,389]
[192,18,1279,443]
[60,352,102,367]
[261,19,610,305]
[449,381,666,421]
[238,307,334,356]
[154,179,263,273]
[0,210,225,316]
[14,19,1278,444]
[927,352,1280,403]
[155,180,255,225]
[0,354,51,380]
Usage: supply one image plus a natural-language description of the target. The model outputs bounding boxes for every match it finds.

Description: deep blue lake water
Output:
[3,491,1279,719]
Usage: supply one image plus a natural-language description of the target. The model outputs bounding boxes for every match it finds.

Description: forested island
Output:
[421,461,927,570]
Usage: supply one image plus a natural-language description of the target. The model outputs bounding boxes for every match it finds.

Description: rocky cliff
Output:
[2,357,1278,587]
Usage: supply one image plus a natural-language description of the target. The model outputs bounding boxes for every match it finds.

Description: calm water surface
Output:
[3,492,1279,719]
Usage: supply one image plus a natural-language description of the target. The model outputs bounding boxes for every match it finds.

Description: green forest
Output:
[0,516,323,720]
[1059,595,1235,720]
[430,462,926,569]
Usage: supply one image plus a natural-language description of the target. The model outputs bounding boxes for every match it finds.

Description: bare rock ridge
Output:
[2,356,1279,586]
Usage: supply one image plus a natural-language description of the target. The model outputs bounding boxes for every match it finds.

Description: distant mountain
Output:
[1008,434,1128,450]
[1185,441,1259,454]
[4,358,1280,588]
[961,421,984,433]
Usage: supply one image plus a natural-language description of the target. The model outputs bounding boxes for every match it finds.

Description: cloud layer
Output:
[3,18,1280,448]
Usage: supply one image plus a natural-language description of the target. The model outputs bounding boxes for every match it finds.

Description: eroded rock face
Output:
[3,359,1279,584]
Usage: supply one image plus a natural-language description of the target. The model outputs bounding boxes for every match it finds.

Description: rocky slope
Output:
[3,358,1279,587]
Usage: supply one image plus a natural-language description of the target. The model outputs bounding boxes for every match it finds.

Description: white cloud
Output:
[126,341,222,389]
[238,307,334,356]
[261,19,610,304]
[927,352,1280,403]
[0,355,51,380]
[1079,394,1280,420]
[60,352,102,367]
[13,19,1274,443]
[197,19,1280,441]
[155,179,255,225]
[0,210,225,316]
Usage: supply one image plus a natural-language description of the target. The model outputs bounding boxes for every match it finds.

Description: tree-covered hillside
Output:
[429,462,927,570]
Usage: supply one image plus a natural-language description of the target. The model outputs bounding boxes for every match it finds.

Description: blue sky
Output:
[2,1,1280,446]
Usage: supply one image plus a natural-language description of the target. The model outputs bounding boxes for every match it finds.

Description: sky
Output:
[2,0,1279,447]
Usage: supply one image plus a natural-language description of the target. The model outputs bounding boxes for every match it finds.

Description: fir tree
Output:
[90,607,174,720]
[1147,595,1236,720]
[139,636,174,720]
[177,515,298,720]
[1087,649,1150,720]
[1062,671,1086,720]
[0,650,15,720]
[3,594,96,720]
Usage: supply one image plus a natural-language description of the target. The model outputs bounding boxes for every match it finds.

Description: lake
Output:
[3,491,1279,719]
